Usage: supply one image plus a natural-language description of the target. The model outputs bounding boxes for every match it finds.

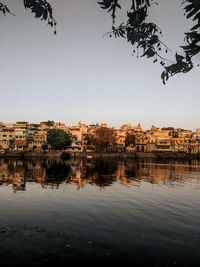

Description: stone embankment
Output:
[0,151,62,158]
[0,151,199,159]
[0,151,136,159]
[135,152,200,159]
[154,151,200,159]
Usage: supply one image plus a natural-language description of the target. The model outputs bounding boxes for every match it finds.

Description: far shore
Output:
[0,151,199,160]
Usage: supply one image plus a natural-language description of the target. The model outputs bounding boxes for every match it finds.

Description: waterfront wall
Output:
[135,152,156,158]
[154,151,200,159]
[0,151,62,158]
[0,151,136,159]
[74,152,136,159]
[0,151,199,159]
[135,152,200,159]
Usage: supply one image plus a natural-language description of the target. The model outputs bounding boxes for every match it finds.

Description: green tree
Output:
[47,129,72,151]
[41,144,48,151]
[84,135,96,146]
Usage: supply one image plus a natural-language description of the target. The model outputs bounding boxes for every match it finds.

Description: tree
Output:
[84,135,96,146]
[9,139,15,150]
[47,129,72,151]
[98,0,200,84]
[125,133,136,147]
[1,0,200,83]
[0,0,57,33]
[41,144,48,151]
[95,126,117,152]
[41,120,54,127]
[161,127,175,131]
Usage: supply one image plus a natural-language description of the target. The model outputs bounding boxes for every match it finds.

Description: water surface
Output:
[0,158,200,266]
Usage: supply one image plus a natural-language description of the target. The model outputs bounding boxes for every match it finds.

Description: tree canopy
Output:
[41,120,54,127]
[125,133,136,147]
[95,127,117,152]
[47,129,72,150]
[98,0,200,84]
[1,0,199,83]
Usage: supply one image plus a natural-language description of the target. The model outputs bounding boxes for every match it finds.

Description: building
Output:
[0,121,200,155]
[0,128,15,150]
[66,122,88,144]
[28,130,47,151]
[14,122,29,151]
[14,122,28,140]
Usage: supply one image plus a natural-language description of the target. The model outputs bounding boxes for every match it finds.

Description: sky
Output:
[0,0,200,130]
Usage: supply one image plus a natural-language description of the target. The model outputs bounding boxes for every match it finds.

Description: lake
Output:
[0,158,200,266]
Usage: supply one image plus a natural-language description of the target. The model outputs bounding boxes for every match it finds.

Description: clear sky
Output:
[0,0,200,130]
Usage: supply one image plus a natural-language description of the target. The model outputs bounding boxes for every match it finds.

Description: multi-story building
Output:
[28,130,47,151]
[53,122,66,130]
[29,123,40,131]
[14,122,28,140]
[135,132,148,152]
[0,121,200,155]
[5,123,14,129]
[0,128,15,150]
[66,122,88,144]
[14,122,29,150]
[116,129,126,148]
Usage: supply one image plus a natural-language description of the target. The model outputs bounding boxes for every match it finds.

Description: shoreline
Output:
[0,151,199,160]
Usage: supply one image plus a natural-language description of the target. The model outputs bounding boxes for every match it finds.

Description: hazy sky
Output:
[0,0,200,130]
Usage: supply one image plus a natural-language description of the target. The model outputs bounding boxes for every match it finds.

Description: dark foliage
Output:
[161,0,200,84]
[0,0,56,34]
[99,1,170,71]
[95,127,117,152]
[47,129,72,151]
[41,120,54,127]
[1,0,199,83]
[99,0,200,83]
[125,133,136,147]
[41,144,48,151]
[0,2,12,15]
[24,0,57,34]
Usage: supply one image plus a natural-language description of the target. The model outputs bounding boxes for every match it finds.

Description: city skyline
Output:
[0,119,200,132]
[1,119,200,155]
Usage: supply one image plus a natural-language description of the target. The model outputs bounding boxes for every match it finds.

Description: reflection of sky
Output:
[0,0,200,130]
[0,158,200,263]
[0,172,200,237]
[0,179,200,266]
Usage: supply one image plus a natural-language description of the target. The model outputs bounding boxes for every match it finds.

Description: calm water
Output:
[0,158,200,266]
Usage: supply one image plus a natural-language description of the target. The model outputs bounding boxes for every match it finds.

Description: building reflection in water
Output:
[0,158,200,192]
